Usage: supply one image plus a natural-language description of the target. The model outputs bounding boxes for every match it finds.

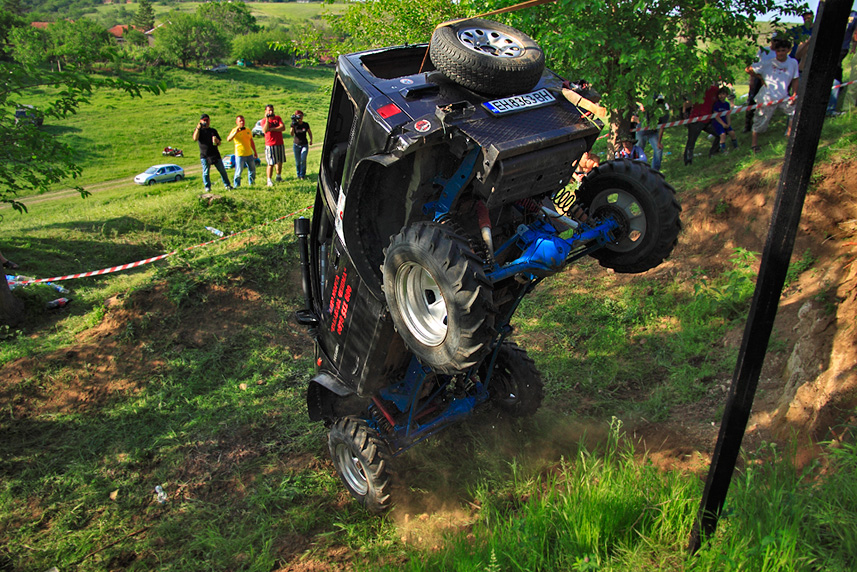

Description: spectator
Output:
[226,115,258,188]
[683,84,720,166]
[790,11,814,60]
[829,9,857,114]
[635,95,669,171]
[192,113,232,192]
[745,36,778,133]
[289,110,313,180]
[261,104,286,187]
[712,87,739,153]
[616,132,647,162]
[746,37,800,153]
[572,150,600,182]
[1,251,19,270]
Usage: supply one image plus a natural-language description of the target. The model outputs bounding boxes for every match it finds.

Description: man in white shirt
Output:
[746,37,800,152]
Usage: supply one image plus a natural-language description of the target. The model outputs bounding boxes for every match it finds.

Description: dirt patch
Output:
[0,282,308,420]
[633,158,857,461]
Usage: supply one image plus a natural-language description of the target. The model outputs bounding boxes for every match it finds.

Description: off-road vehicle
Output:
[295,19,681,511]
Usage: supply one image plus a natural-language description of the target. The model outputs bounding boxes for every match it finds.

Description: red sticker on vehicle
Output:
[414,120,431,133]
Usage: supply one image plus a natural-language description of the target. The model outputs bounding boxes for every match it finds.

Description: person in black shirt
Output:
[192,113,232,192]
[289,110,313,180]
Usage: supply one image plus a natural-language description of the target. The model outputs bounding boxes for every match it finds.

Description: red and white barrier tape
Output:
[598,79,857,139]
[14,205,314,286]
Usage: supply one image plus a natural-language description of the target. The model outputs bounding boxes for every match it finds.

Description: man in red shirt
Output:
[261,104,286,187]
[683,84,721,165]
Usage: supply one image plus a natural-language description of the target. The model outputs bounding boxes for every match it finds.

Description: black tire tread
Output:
[486,341,544,417]
[576,159,682,274]
[328,417,393,513]
[384,221,496,374]
[430,18,544,97]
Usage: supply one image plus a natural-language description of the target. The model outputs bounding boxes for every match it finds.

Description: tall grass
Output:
[370,423,857,572]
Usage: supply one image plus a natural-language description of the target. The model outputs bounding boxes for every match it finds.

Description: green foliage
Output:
[692,247,759,320]
[155,11,229,68]
[132,0,156,32]
[197,0,260,37]
[231,29,292,65]
[123,26,148,48]
[498,0,803,138]
[785,248,816,286]
[326,0,471,55]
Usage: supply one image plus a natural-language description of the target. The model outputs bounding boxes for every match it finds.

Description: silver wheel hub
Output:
[395,262,448,346]
[590,188,647,252]
[335,443,368,496]
[457,26,524,58]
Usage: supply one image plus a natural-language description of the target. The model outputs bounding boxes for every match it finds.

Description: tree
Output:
[47,19,113,71]
[327,0,470,54]
[1,23,164,326]
[124,27,148,48]
[498,0,803,151]
[155,12,229,68]
[231,29,291,65]
[7,25,50,66]
[197,0,259,37]
[132,0,155,32]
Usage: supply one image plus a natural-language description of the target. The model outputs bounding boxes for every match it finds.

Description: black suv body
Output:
[296,20,680,511]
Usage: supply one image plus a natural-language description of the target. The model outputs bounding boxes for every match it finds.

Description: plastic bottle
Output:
[205,226,225,237]
[46,298,70,309]
[46,282,70,294]
[155,485,168,504]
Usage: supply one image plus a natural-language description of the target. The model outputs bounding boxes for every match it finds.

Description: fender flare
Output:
[307,372,354,422]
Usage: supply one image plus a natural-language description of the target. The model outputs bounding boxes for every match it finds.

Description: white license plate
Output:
[483,89,556,115]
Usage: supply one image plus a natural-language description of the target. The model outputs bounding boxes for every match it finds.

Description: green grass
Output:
[15,64,334,192]
[370,423,857,572]
[3,56,857,571]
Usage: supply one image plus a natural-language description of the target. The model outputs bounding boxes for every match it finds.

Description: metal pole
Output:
[687,0,853,554]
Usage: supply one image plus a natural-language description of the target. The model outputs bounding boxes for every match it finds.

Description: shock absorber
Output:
[476,200,494,262]
[370,398,395,435]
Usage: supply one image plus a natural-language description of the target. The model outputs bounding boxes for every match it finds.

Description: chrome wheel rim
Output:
[335,443,368,496]
[457,26,525,58]
[395,262,448,346]
[590,189,647,252]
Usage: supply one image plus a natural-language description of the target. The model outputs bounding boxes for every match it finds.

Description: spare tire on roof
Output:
[429,18,545,97]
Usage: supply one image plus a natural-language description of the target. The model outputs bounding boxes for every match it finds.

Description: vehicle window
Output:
[323,76,359,188]
[359,46,435,79]
[157,169,164,175]
[145,167,157,174]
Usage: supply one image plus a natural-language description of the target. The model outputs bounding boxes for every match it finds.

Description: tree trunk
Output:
[0,277,24,327]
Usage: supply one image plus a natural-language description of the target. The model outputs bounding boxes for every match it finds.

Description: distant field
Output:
[88,1,346,27]
[21,65,334,193]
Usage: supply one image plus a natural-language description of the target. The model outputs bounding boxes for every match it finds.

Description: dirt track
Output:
[0,162,203,210]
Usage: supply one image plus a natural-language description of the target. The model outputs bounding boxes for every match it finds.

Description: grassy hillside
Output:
[24,65,334,190]
[2,63,857,571]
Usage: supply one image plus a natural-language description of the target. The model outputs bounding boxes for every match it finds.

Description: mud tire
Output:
[575,159,682,274]
[328,417,393,513]
[430,18,544,97]
[383,221,495,374]
[484,341,544,417]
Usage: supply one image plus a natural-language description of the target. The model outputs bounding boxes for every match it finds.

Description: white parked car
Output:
[134,164,185,185]
[222,154,262,169]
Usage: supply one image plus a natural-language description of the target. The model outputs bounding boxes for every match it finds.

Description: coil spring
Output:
[369,403,393,435]
[437,213,493,265]
[551,187,577,216]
